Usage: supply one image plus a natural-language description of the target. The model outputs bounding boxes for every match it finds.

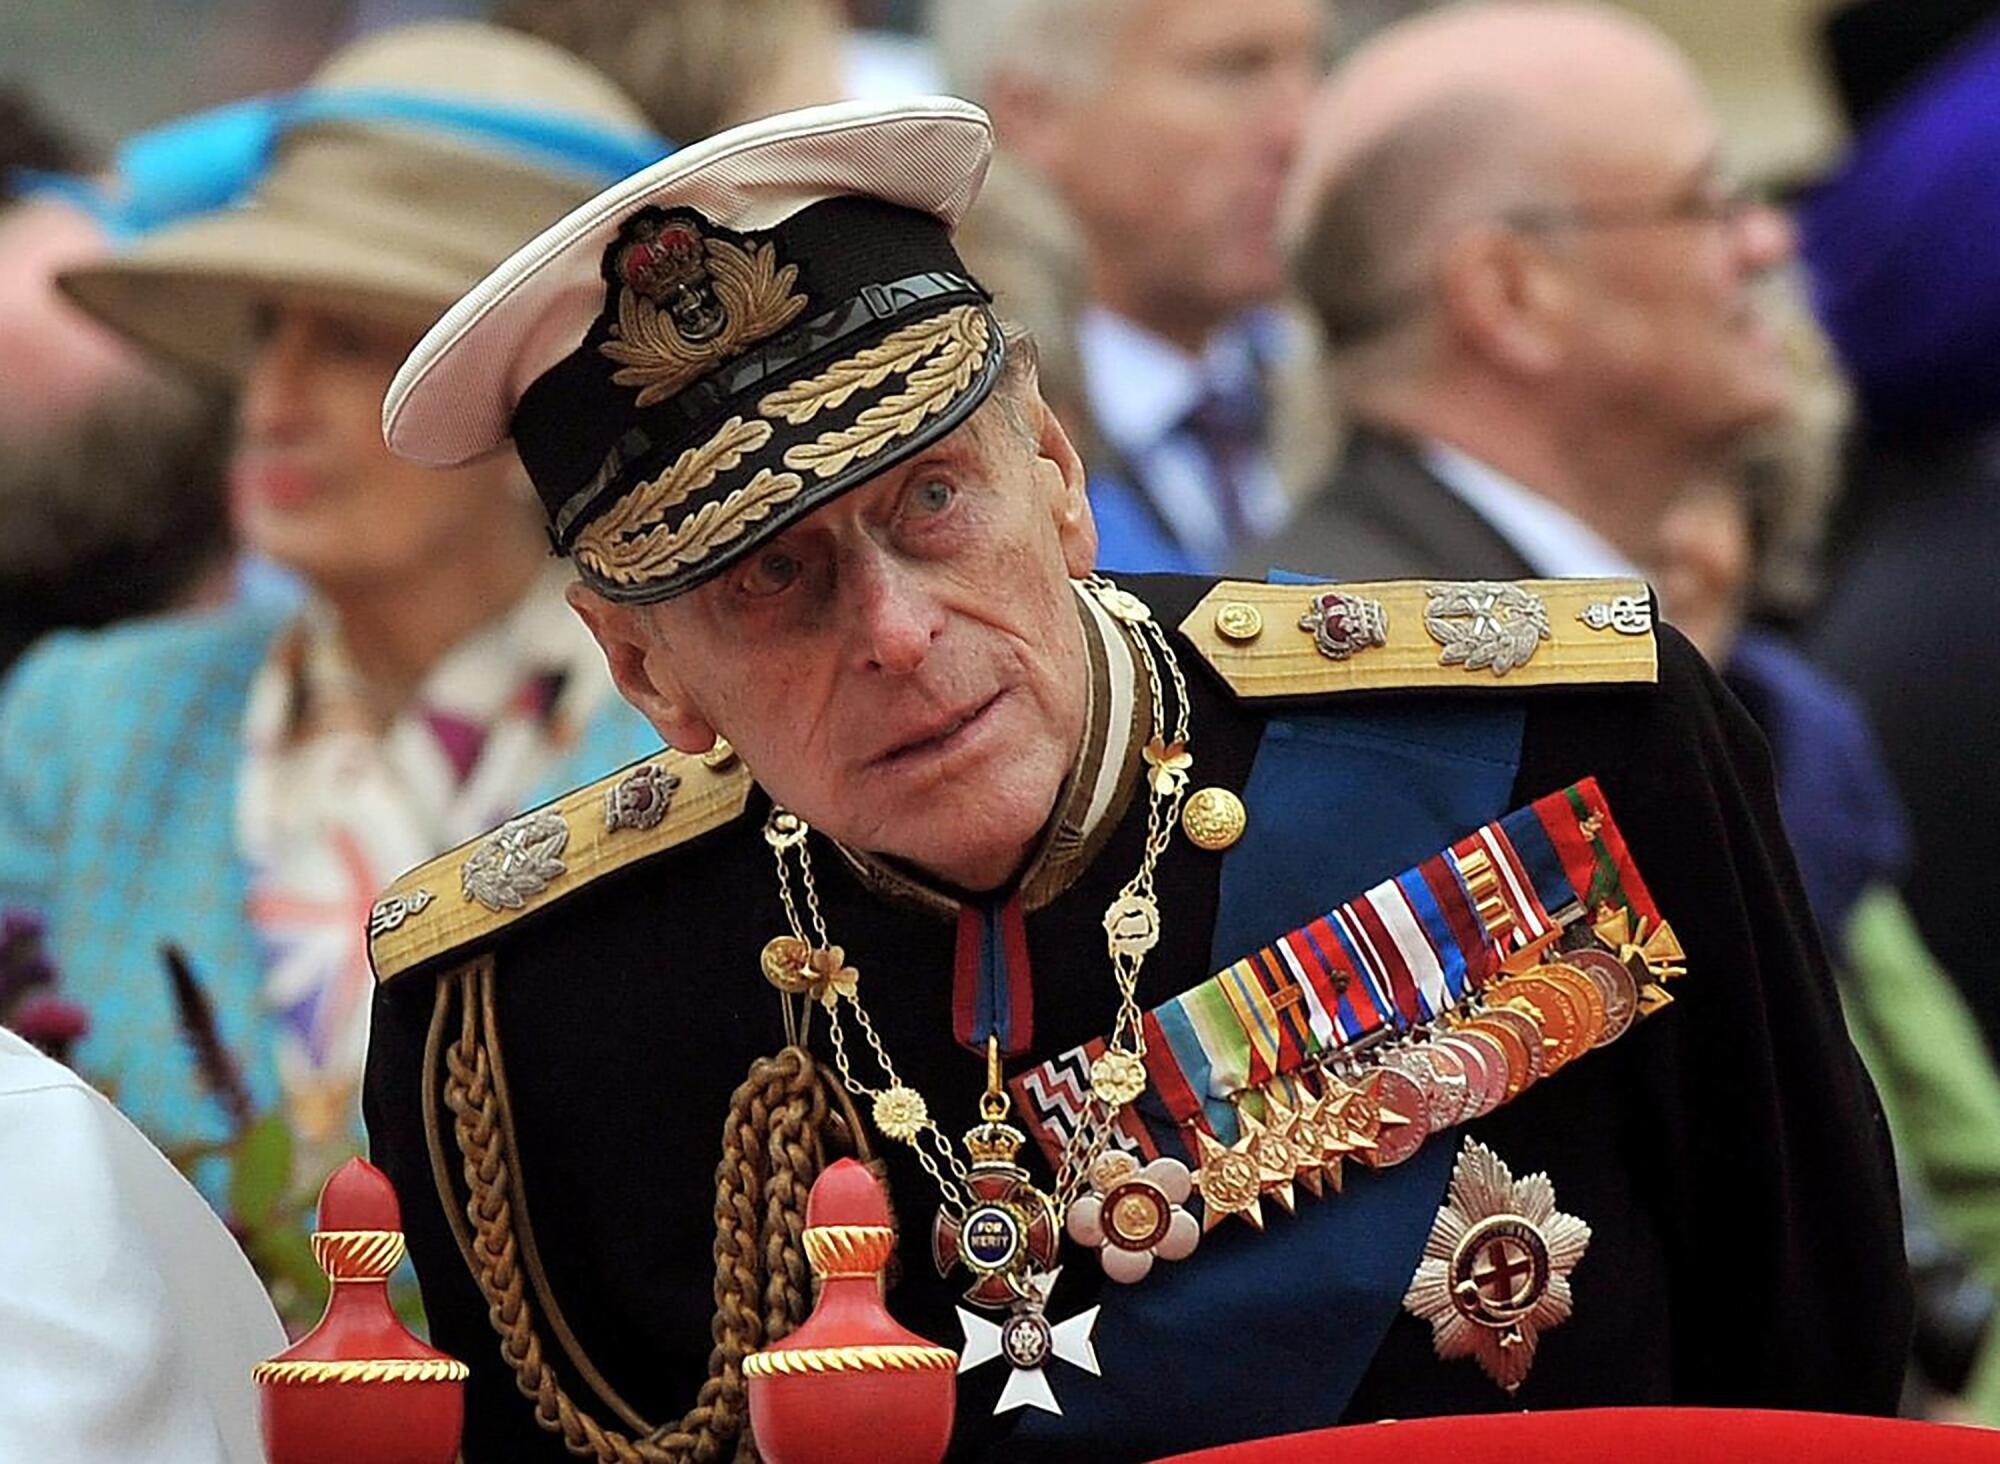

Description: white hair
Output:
[925,0,1136,102]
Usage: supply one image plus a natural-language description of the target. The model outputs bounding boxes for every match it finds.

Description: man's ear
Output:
[1437,224,1569,378]
[564,581,720,752]
[1033,393,1097,577]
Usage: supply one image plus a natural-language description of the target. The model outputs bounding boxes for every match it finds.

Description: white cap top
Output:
[382,95,994,467]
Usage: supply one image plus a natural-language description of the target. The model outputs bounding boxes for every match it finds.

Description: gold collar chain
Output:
[759,576,1192,1229]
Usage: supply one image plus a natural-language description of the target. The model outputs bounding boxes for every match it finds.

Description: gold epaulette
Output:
[368,746,753,983]
[1182,577,1658,699]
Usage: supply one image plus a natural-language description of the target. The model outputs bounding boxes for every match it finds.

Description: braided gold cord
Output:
[440,963,881,1464]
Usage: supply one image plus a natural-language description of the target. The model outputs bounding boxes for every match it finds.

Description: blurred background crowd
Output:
[4,0,2000,1420]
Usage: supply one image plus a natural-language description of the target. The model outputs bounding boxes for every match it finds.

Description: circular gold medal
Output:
[1474,1004,1546,1092]
[1497,974,1584,1073]
[1565,947,1640,1046]
[1440,1030,1509,1120]
[1358,1066,1431,1167]
[1396,1041,1473,1130]
[1541,961,1608,1049]
[1459,1011,1535,1101]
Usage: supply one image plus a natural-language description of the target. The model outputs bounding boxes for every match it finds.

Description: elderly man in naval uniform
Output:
[358,97,1909,1463]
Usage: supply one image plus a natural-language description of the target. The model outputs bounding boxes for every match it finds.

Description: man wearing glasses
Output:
[1241,0,1792,584]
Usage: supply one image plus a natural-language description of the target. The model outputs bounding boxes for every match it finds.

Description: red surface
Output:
[751,1159,956,1464]
[258,1159,464,1464]
[1152,1409,2000,1464]
[318,1155,401,1232]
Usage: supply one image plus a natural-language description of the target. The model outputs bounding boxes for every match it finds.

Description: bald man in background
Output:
[1238,0,1796,584]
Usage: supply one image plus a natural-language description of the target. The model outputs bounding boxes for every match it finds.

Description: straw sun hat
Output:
[58,22,664,379]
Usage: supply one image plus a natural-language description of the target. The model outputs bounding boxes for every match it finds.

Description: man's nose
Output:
[850,553,943,676]
[1737,199,1797,276]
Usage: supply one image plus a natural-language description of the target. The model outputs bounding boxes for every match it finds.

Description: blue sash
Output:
[1017,698,1525,1454]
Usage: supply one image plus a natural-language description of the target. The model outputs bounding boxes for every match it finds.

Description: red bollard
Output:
[746,1157,958,1464]
[254,1158,464,1464]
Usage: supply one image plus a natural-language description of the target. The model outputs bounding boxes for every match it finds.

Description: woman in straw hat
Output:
[0,21,666,1208]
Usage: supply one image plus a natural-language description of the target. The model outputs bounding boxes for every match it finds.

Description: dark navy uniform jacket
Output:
[364,572,1910,1463]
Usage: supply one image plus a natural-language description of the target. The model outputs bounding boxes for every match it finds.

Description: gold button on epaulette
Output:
[1180,578,1659,700]
[369,747,754,984]
[1213,601,1264,643]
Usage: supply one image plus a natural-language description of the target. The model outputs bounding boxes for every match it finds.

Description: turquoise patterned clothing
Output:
[0,606,659,1175]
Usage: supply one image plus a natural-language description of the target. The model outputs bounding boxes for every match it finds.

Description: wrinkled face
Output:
[577,389,1098,893]
[1540,80,1796,458]
[1037,0,1322,340]
[231,302,524,588]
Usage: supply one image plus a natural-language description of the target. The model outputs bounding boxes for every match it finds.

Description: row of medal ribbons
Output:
[1009,777,1687,1224]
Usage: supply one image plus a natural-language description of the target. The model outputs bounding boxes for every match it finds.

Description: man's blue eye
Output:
[913,480,955,515]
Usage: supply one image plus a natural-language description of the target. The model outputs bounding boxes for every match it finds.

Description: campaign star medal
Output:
[1241,1105,1300,1215]
[1294,1081,1359,1194]
[1404,1140,1591,1393]
[957,1269,1101,1415]
[1262,1092,1327,1200]
[1193,1123,1268,1232]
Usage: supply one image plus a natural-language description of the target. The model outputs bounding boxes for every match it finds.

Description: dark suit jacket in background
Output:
[1233,426,1536,581]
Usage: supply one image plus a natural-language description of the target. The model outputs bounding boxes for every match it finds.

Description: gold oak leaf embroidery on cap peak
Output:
[573,415,805,585]
[771,305,992,480]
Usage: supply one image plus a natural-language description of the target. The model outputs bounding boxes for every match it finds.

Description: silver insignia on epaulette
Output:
[368,888,434,937]
[461,811,570,911]
[1425,582,1550,676]
[1577,595,1652,636]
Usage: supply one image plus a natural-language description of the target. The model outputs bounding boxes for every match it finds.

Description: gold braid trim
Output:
[434,960,888,1464]
[312,1229,407,1281]
[620,467,805,585]
[573,417,783,587]
[741,1345,957,1379]
[778,306,992,480]
[801,1224,895,1277]
[758,310,965,426]
[253,1358,470,1385]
